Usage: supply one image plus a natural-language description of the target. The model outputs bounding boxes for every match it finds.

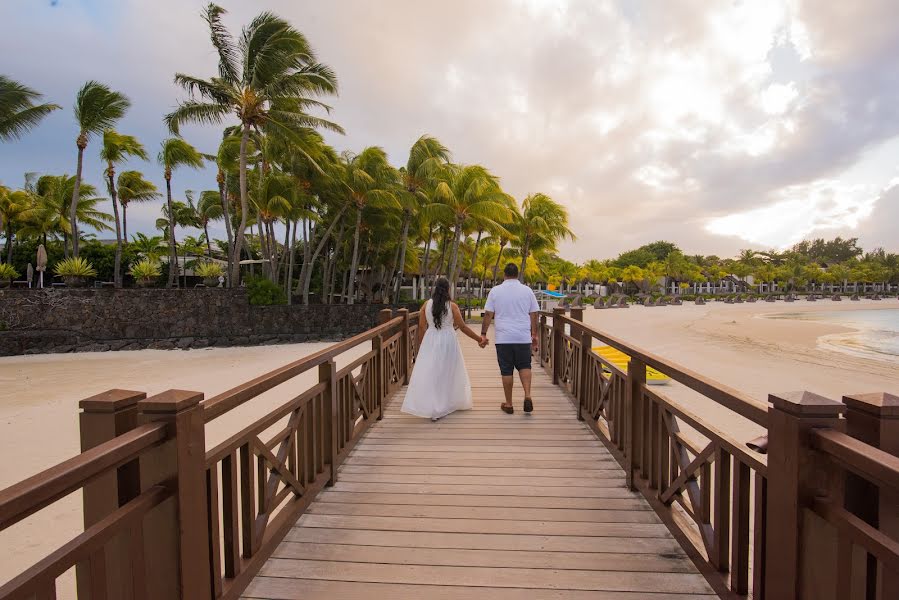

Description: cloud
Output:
[1,0,897,260]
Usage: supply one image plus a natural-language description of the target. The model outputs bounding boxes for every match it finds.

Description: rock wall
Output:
[0,289,419,356]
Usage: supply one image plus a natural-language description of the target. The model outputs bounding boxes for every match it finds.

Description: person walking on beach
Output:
[401,277,485,421]
[480,263,540,414]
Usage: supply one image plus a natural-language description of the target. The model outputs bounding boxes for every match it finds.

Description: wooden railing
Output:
[539,308,899,600]
[0,308,418,600]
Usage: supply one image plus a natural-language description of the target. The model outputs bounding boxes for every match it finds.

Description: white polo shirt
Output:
[485,279,540,344]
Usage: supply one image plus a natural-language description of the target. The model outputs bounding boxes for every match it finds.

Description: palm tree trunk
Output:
[70,139,86,257]
[107,168,124,288]
[301,205,348,304]
[346,205,363,305]
[434,230,448,277]
[420,221,434,292]
[5,224,13,264]
[391,210,411,303]
[492,241,506,286]
[447,218,464,298]
[519,234,530,282]
[465,229,483,295]
[203,222,212,256]
[278,220,290,284]
[297,214,311,295]
[218,174,234,286]
[122,204,129,244]
[230,123,251,285]
[165,177,178,287]
[287,220,298,304]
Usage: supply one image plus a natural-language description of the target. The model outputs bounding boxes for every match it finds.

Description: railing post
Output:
[138,390,212,600]
[842,392,899,599]
[765,391,845,600]
[625,357,646,490]
[373,333,384,420]
[77,389,146,600]
[321,359,338,486]
[397,308,411,385]
[578,330,591,421]
[377,308,393,325]
[551,307,565,385]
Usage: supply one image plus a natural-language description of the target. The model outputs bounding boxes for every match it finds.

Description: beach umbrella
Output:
[36,244,47,288]
[27,263,33,288]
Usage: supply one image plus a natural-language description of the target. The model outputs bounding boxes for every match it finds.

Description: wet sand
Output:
[2,300,898,594]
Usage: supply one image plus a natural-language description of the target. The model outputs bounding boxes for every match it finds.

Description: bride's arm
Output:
[451,303,482,343]
[417,307,428,347]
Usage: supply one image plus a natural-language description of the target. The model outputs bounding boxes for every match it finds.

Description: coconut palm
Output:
[69,81,130,257]
[0,76,60,142]
[100,130,148,287]
[430,164,512,295]
[116,171,160,241]
[197,190,224,256]
[335,147,400,304]
[165,3,343,285]
[131,232,166,261]
[0,185,28,262]
[513,193,574,283]
[19,175,112,251]
[394,135,450,301]
[158,138,204,286]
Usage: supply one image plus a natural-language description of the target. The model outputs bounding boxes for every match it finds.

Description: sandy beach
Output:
[2,300,898,594]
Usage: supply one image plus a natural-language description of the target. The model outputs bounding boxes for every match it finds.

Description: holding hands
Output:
[479,335,489,349]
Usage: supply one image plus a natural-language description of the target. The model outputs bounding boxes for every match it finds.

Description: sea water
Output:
[774,308,899,363]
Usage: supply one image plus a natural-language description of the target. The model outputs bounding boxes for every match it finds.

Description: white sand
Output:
[2,300,898,594]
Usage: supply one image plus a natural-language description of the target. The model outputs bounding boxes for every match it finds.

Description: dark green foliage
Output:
[78,241,139,282]
[613,241,680,268]
[246,276,286,305]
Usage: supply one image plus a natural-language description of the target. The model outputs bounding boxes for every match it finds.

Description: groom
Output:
[480,263,540,414]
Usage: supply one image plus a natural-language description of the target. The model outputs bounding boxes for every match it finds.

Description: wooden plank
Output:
[337,465,623,477]
[257,559,714,593]
[343,457,619,469]
[334,473,626,487]
[307,502,661,523]
[314,491,651,510]
[295,514,671,538]
[327,482,638,498]
[272,542,691,571]
[243,576,719,600]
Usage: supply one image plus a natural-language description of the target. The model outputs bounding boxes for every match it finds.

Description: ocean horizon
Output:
[771,308,899,363]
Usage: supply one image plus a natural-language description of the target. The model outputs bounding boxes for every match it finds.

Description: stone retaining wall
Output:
[0,289,419,356]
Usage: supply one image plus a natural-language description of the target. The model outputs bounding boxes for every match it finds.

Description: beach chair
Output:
[735,294,744,303]
[832,294,842,301]
[873,293,882,301]
[594,297,608,309]
[671,297,682,305]
[572,294,584,308]
[747,296,757,303]
[851,293,860,301]
[807,294,816,302]
[643,297,655,307]
[695,296,706,305]
[765,295,775,302]
[784,294,794,302]
[658,297,668,306]
[593,345,669,385]
[558,297,570,309]
[724,296,734,304]
[618,297,629,308]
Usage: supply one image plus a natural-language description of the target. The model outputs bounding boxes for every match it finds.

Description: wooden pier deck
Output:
[243,340,716,599]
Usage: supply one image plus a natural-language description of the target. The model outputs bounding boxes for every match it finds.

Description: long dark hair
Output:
[431,277,451,329]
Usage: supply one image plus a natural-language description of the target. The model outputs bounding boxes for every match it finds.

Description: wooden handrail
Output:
[202,315,405,422]
[543,311,769,426]
[0,422,168,530]
[0,486,171,599]
[811,428,899,492]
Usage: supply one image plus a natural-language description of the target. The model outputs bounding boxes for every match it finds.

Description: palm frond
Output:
[202,3,241,84]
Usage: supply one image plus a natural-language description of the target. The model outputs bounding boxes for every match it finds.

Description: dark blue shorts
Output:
[496,343,532,376]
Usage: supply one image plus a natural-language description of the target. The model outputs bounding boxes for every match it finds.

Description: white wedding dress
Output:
[401,300,473,419]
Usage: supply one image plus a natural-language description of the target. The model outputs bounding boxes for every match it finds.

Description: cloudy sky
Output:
[2,0,898,261]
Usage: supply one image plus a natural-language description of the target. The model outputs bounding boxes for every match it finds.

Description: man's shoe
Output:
[523,398,533,413]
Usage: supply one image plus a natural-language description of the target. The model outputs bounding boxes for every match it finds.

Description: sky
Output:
[1,0,898,261]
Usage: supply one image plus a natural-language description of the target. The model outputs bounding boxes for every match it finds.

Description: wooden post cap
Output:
[768,391,845,417]
[79,389,146,412]
[842,392,899,417]
[138,390,204,414]
[377,308,393,324]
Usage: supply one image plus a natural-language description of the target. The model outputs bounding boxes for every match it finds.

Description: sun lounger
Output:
[765,295,775,302]
[594,297,608,309]
[618,297,629,308]
[807,294,816,301]
[851,293,860,301]
[832,294,841,301]
[671,297,682,305]
[873,293,882,300]
[593,345,669,385]
[695,297,706,305]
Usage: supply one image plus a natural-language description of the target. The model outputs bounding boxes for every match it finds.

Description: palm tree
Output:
[165,3,343,285]
[394,135,450,301]
[19,175,112,251]
[131,232,166,261]
[100,130,148,287]
[514,193,574,283]
[197,190,224,256]
[158,138,204,286]
[0,76,60,142]
[336,147,400,304]
[116,171,160,241]
[69,81,130,257]
[430,164,511,295]
[0,185,28,262]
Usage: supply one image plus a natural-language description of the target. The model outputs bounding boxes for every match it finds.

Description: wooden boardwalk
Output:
[243,339,716,599]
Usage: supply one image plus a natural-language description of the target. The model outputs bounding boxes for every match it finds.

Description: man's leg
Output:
[517,344,534,413]
[502,376,514,406]
[496,345,515,413]
[519,368,532,399]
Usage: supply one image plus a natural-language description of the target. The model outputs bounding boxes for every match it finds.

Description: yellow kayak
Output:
[593,346,670,385]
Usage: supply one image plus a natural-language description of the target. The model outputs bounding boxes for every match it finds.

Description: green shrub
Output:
[54,257,98,278]
[129,259,161,282]
[246,276,286,305]
[0,263,19,281]
[195,262,224,278]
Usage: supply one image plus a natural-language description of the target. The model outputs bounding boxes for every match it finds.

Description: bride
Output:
[401,277,484,421]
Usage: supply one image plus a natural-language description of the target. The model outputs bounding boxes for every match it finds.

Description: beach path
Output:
[242,340,716,599]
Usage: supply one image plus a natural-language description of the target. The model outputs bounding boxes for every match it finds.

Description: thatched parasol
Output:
[36,244,47,288]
